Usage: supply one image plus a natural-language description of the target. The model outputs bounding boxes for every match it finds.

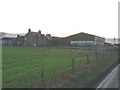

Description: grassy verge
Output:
[63,50,118,88]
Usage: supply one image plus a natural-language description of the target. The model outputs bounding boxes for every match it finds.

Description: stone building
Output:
[16,28,52,46]
[16,35,25,46]
[24,29,43,46]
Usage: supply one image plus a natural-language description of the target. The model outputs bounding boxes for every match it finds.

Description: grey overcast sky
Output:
[0,0,119,38]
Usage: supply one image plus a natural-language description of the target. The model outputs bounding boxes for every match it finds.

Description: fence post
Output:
[87,54,89,64]
[103,51,104,58]
[95,52,98,60]
[41,65,45,83]
[72,58,75,74]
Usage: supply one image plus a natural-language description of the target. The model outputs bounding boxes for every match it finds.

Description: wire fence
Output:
[38,47,118,88]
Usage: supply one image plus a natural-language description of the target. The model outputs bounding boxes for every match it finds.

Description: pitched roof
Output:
[61,32,105,41]
[25,32,38,36]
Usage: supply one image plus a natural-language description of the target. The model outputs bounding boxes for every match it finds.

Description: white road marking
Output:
[97,64,119,88]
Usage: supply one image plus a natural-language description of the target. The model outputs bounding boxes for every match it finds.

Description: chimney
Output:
[28,28,31,33]
[38,30,41,34]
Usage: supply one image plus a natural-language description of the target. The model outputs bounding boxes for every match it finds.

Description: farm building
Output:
[1,33,17,46]
[1,31,106,47]
[2,37,16,46]
[16,35,25,46]
[51,36,62,46]
[16,28,52,46]
[24,29,43,46]
[59,32,105,47]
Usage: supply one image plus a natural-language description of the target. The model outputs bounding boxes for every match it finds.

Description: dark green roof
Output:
[61,32,104,41]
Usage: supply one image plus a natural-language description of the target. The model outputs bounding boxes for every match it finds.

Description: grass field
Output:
[2,46,96,88]
[2,46,118,88]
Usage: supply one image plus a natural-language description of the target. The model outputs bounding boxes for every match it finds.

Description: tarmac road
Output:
[96,64,119,89]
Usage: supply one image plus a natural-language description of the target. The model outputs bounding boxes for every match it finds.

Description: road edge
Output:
[85,61,118,88]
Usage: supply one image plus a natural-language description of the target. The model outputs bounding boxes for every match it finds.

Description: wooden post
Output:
[95,44,98,60]
[72,58,75,74]
[41,65,44,83]
[107,45,109,56]
[103,51,104,58]
[87,54,89,64]
[95,52,98,60]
